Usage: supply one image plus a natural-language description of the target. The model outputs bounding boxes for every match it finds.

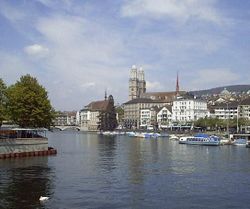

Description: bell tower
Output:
[138,67,146,98]
[129,65,138,100]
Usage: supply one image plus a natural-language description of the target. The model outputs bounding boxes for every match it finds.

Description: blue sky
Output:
[0,0,250,110]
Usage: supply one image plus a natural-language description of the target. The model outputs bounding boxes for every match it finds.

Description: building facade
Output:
[129,65,146,100]
[53,111,77,126]
[123,98,167,129]
[80,100,109,131]
[157,106,172,128]
[238,98,250,120]
[213,102,238,120]
[172,97,208,123]
[140,106,159,129]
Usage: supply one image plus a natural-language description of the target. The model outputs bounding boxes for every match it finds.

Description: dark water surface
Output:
[1,131,250,209]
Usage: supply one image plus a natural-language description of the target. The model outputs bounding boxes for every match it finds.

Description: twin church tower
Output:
[128,65,180,100]
[129,65,146,100]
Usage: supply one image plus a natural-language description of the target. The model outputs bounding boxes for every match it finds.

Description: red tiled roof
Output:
[86,100,109,111]
[142,91,186,102]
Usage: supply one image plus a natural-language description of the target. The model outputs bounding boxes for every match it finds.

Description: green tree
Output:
[116,106,124,124]
[194,117,226,131]
[0,78,7,126]
[6,74,54,128]
[98,95,118,131]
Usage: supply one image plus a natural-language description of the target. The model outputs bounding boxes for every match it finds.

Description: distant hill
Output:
[189,85,250,96]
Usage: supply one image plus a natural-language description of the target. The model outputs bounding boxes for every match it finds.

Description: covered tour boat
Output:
[0,128,57,159]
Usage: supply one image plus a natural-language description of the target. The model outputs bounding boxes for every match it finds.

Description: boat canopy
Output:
[0,128,47,139]
[194,133,210,138]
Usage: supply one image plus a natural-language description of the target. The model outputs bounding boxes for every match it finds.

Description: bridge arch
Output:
[52,126,80,131]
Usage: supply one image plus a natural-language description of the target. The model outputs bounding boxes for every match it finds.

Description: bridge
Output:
[52,126,81,131]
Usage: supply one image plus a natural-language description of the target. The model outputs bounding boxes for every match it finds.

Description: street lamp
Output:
[237,105,239,133]
[226,103,230,139]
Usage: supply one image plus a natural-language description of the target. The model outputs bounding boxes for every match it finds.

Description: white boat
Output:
[179,136,189,144]
[186,135,220,146]
[219,137,232,145]
[133,132,159,138]
[169,134,179,141]
[246,141,250,148]
[134,132,146,138]
[233,138,247,146]
[127,132,136,137]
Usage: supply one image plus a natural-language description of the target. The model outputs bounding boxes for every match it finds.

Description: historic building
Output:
[128,65,146,100]
[140,106,160,129]
[123,98,167,129]
[79,95,115,131]
[53,111,77,126]
[125,68,189,128]
[212,102,238,120]
[172,95,208,123]
[238,97,250,120]
[140,72,186,103]
[157,106,172,128]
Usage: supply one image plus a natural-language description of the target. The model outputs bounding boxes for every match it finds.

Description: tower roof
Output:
[132,65,137,70]
[176,72,180,94]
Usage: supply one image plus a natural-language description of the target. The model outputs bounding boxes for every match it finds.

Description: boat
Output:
[134,132,160,138]
[185,135,220,146]
[230,134,250,147]
[179,136,188,144]
[219,137,232,145]
[169,134,179,141]
[0,128,57,159]
[232,138,247,146]
[127,131,136,137]
[246,141,250,148]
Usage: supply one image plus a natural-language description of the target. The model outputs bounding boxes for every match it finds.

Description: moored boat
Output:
[186,135,220,146]
[232,138,247,146]
[0,128,57,159]
[179,136,188,144]
[127,131,136,137]
[134,132,161,138]
[246,141,250,148]
[169,134,179,141]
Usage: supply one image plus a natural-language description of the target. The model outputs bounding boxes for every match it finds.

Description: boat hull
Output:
[186,141,220,146]
[186,136,220,146]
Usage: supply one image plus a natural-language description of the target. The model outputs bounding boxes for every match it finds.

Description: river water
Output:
[1,131,250,209]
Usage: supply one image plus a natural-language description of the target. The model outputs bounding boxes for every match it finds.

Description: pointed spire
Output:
[105,89,107,100]
[176,71,179,96]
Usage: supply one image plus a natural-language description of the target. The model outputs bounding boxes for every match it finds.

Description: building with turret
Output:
[129,65,146,100]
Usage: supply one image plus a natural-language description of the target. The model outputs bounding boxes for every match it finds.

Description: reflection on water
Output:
[97,135,117,172]
[0,157,54,209]
[1,132,250,209]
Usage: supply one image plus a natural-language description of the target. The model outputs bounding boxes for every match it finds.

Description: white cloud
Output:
[121,0,222,24]
[146,81,164,91]
[0,51,37,84]
[24,44,49,57]
[1,0,247,110]
[32,14,129,109]
[81,82,96,88]
[0,1,26,22]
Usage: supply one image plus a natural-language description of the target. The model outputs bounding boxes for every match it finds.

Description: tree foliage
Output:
[98,95,118,131]
[115,106,124,123]
[0,78,7,126]
[195,117,226,130]
[195,116,250,131]
[6,74,54,128]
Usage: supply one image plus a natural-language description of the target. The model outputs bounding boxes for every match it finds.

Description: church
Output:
[124,65,186,129]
